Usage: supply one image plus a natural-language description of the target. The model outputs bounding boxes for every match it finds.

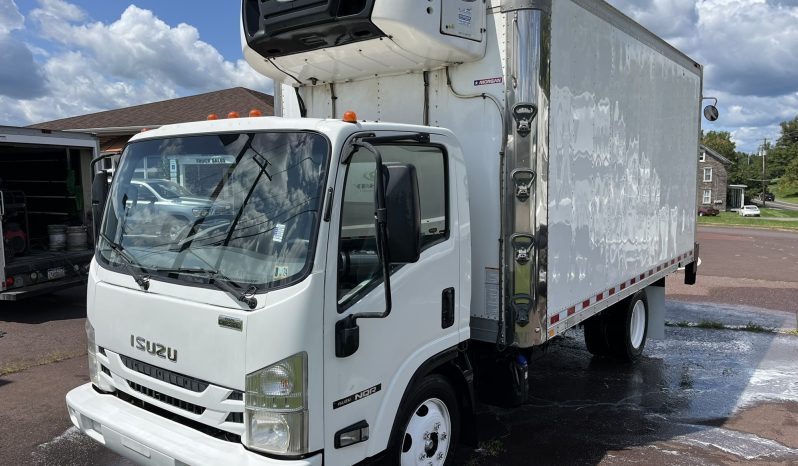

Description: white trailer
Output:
[1,126,98,300]
[67,1,706,464]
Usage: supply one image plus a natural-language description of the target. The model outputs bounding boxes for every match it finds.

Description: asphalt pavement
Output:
[1,225,796,465]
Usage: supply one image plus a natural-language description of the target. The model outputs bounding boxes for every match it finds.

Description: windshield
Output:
[98,131,330,290]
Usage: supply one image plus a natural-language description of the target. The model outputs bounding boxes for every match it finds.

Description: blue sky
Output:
[14,1,242,60]
[1,0,798,153]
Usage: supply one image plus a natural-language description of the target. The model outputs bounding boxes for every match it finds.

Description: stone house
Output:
[696,145,731,211]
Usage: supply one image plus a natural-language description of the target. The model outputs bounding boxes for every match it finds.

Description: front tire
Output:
[392,375,460,466]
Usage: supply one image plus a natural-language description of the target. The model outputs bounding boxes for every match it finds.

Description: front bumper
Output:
[66,383,322,466]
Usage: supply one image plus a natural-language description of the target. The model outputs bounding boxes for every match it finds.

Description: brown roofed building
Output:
[31,87,274,154]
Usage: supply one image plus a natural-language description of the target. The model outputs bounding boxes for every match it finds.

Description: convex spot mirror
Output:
[704,105,719,122]
[382,163,421,264]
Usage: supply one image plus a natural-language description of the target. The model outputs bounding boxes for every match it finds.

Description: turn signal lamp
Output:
[342,111,358,123]
[249,109,263,117]
[228,111,240,119]
[207,113,219,120]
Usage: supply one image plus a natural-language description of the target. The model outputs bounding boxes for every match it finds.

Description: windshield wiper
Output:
[156,266,258,309]
[99,233,151,290]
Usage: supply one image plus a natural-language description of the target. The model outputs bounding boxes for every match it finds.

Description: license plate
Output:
[47,267,66,280]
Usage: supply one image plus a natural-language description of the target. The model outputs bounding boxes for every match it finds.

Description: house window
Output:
[703,167,712,182]
[703,189,712,204]
[699,151,706,162]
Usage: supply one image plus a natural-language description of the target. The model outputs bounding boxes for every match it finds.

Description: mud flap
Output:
[684,243,699,285]
[645,280,665,340]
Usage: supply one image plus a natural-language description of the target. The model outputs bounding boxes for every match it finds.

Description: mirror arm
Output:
[348,141,393,321]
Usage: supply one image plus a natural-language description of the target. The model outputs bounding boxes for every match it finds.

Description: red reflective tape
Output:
[582,299,591,308]
[567,306,576,316]
[640,274,645,280]
[551,314,560,324]
[609,287,615,295]
[620,282,627,290]
[596,293,604,301]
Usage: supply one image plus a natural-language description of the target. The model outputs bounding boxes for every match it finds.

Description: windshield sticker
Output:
[274,266,289,280]
[273,223,286,243]
[458,8,472,26]
[474,77,503,86]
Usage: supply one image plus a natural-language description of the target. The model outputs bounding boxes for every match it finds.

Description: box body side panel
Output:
[547,0,700,316]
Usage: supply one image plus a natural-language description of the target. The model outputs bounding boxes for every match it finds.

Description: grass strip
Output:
[0,350,86,376]
[698,212,798,230]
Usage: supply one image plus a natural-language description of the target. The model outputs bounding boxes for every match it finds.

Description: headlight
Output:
[245,353,308,456]
[85,320,101,387]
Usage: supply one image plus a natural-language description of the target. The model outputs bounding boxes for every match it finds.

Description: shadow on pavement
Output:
[0,286,87,324]
[455,299,797,465]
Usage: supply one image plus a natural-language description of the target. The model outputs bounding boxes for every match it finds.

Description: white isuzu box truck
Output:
[67,1,708,464]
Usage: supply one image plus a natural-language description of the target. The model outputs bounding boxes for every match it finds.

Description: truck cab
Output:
[67,116,472,465]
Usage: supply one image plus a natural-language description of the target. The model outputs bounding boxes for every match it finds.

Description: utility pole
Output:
[761,138,768,207]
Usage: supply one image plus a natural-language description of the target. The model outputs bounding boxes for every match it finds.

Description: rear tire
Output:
[391,374,460,466]
[607,291,648,361]
[584,313,610,356]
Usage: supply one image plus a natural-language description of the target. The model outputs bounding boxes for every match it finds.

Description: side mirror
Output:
[383,163,421,264]
[91,171,110,238]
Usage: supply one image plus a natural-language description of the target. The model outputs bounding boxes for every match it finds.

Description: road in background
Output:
[668,226,798,314]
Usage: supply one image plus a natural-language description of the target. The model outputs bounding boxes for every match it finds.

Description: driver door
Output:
[322,138,461,464]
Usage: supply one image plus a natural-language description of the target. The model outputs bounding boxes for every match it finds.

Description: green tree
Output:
[772,116,798,195]
[702,131,736,160]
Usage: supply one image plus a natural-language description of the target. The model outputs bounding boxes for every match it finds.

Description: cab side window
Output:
[337,143,448,309]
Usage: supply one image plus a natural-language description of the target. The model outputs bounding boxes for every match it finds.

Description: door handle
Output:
[442,288,455,329]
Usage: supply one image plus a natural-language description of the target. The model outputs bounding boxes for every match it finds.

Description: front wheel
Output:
[392,375,460,466]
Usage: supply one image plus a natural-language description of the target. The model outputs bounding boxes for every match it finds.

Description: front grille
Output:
[225,412,244,423]
[127,380,205,415]
[112,389,241,443]
[227,390,243,401]
[120,354,209,392]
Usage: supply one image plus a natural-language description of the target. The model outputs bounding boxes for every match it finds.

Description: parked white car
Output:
[739,205,761,217]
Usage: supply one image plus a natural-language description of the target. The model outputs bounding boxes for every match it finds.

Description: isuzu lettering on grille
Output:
[130,335,178,362]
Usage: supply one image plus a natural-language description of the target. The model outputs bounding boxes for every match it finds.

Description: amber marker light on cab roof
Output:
[228,111,240,118]
[249,109,263,117]
[207,113,219,120]
[342,111,358,123]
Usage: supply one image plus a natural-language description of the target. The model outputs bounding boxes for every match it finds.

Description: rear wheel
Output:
[393,375,460,466]
[607,291,648,361]
[584,313,610,356]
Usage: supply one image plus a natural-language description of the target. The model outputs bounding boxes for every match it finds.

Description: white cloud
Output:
[0,0,47,99]
[0,0,272,126]
[28,2,271,98]
[0,0,24,34]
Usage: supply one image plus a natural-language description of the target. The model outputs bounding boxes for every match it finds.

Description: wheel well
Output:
[387,348,478,451]
[429,354,477,447]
